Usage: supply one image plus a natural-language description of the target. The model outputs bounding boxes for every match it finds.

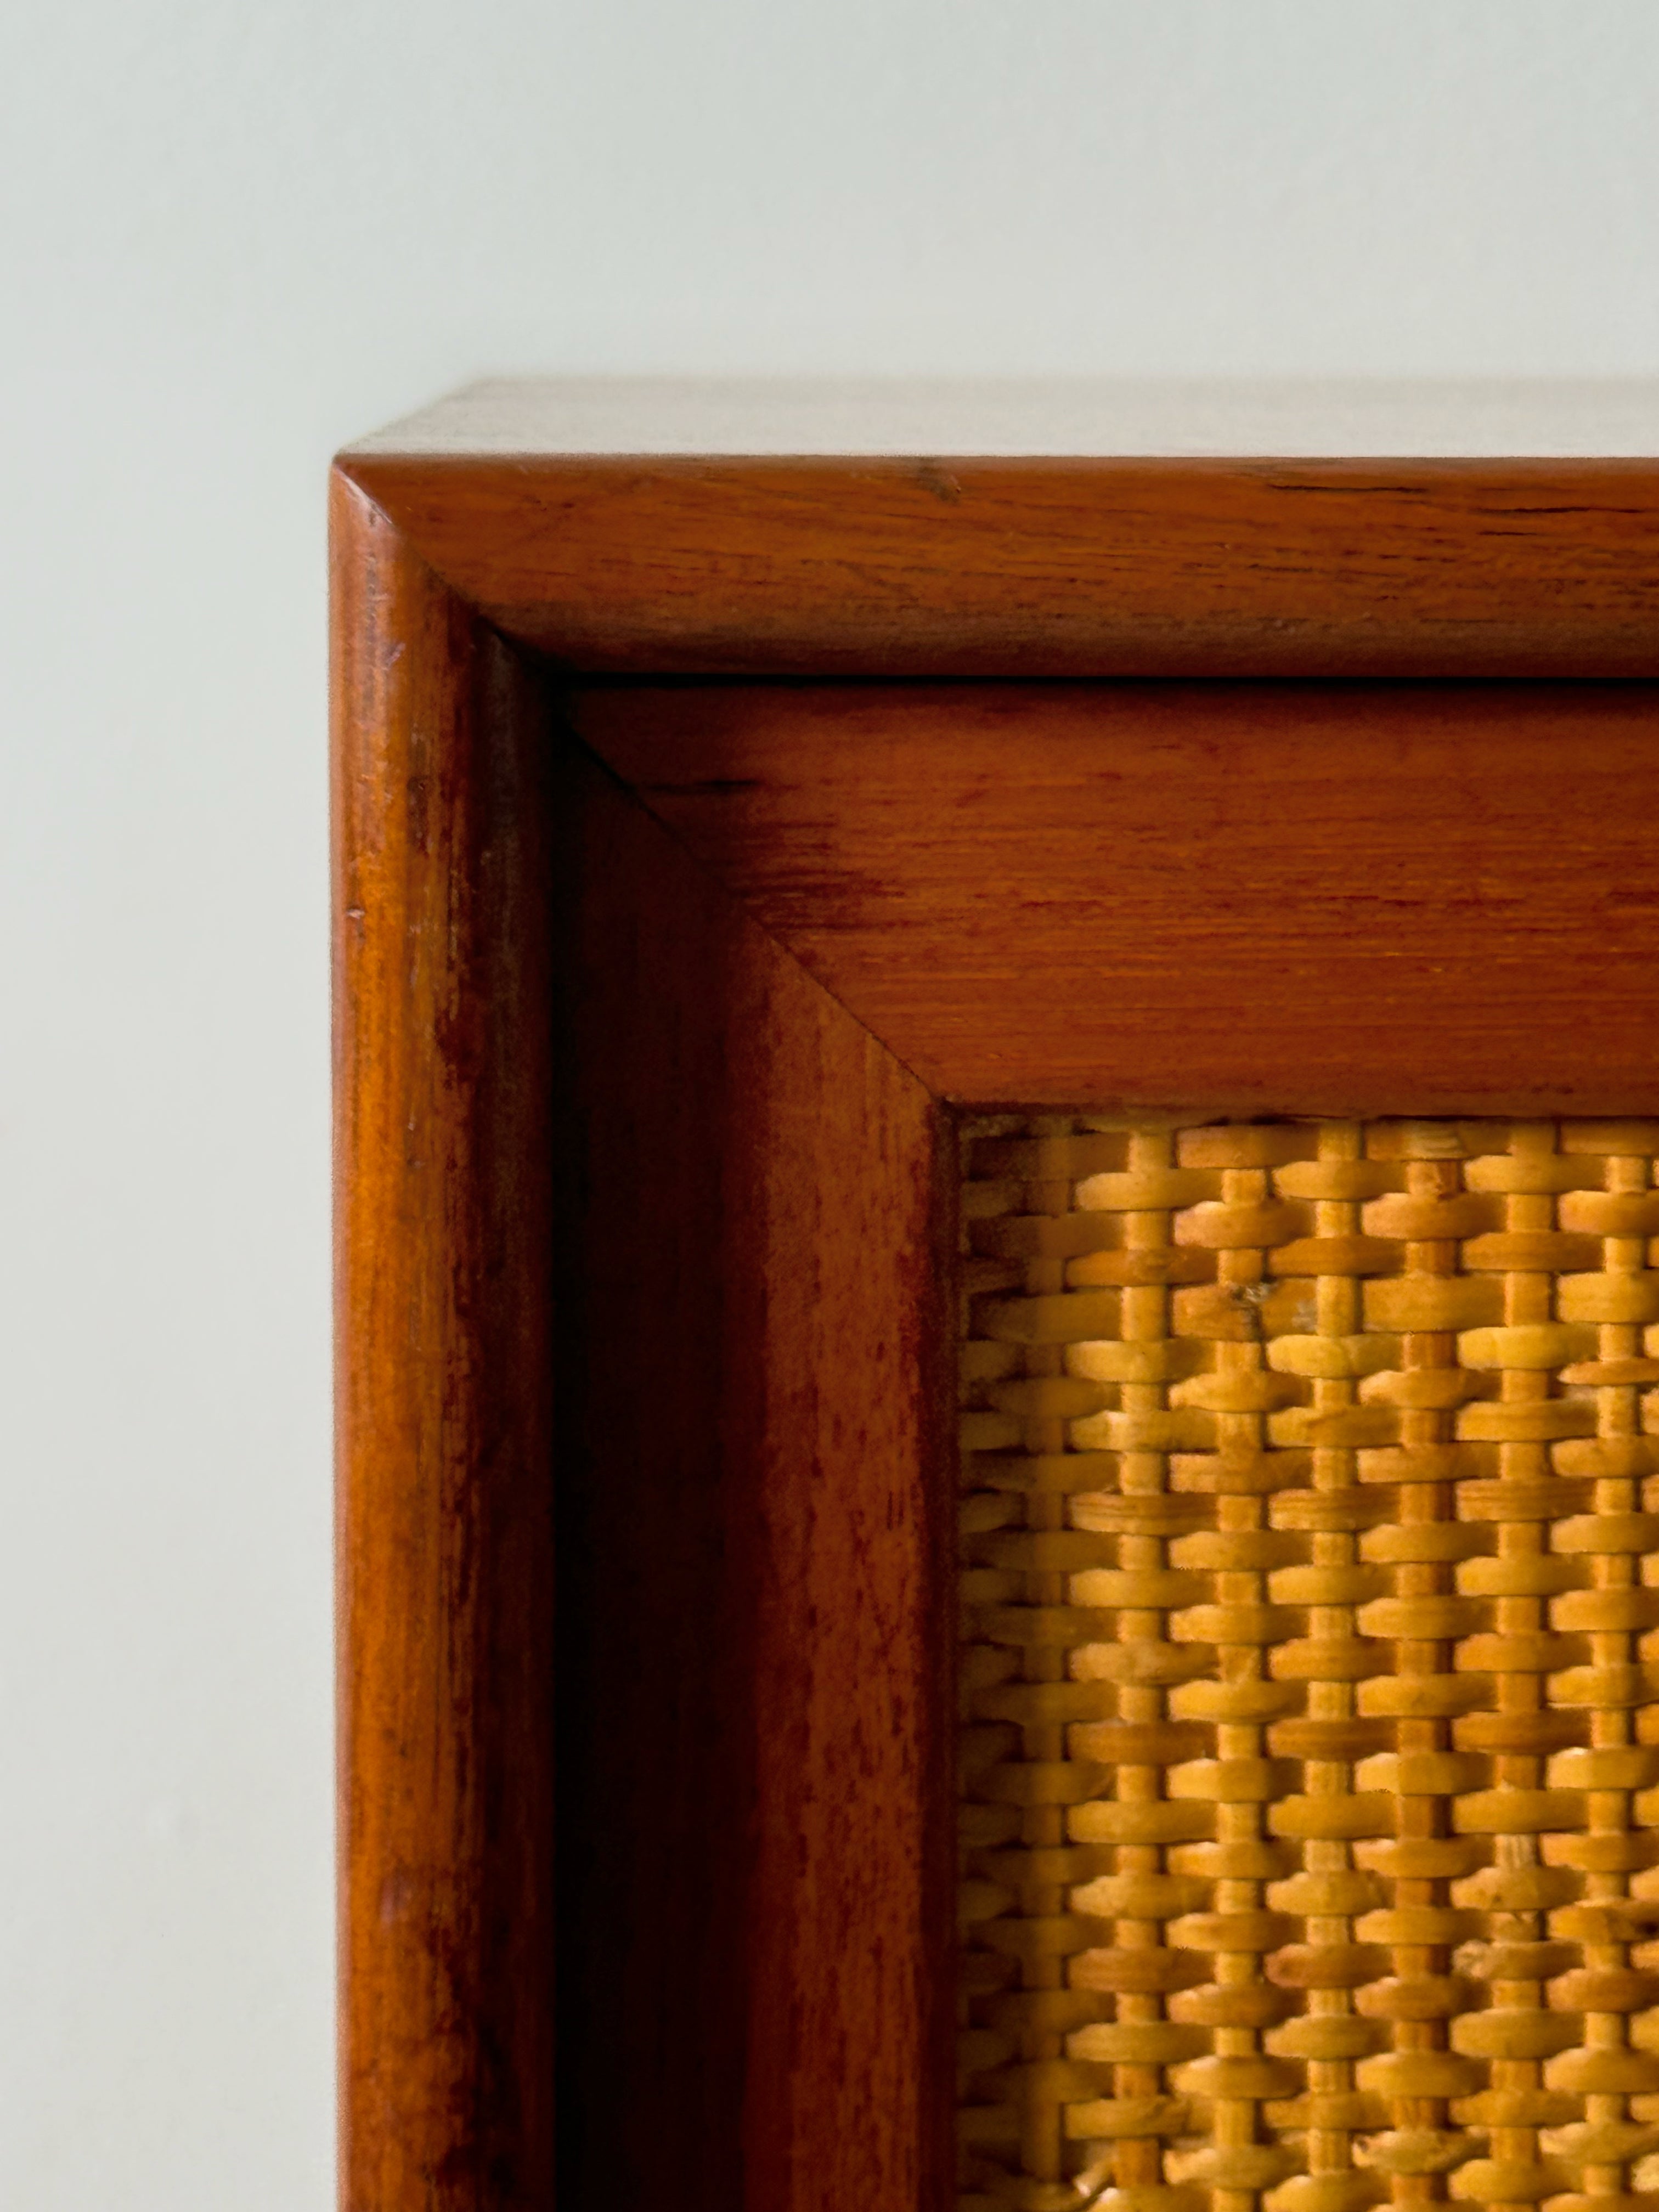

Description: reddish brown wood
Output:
[335,471,955,2212]
[572,679,1659,1115]
[335,395,1659,2212]
[340,453,1659,679]
[332,475,556,2209]
[550,741,953,2212]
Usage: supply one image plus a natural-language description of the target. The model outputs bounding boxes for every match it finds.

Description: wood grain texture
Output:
[334,385,1659,2212]
[334,456,957,2212]
[550,735,955,2212]
[332,476,556,2209]
[571,680,1659,1116]
[338,453,1659,678]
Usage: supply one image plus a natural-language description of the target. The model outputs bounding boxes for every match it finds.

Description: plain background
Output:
[6,3,1659,2202]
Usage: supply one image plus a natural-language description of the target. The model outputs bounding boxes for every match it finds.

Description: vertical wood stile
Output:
[332,476,556,2211]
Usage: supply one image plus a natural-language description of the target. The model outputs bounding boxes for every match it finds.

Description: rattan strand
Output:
[958,1117,1659,2212]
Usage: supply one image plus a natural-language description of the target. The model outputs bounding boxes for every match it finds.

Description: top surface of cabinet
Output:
[347,375,1659,458]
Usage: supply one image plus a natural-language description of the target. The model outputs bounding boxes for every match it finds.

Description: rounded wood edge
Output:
[337,452,1659,678]
[331,470,555,2210]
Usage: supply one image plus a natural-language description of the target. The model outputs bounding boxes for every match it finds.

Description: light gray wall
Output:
[4,4,1658,2203]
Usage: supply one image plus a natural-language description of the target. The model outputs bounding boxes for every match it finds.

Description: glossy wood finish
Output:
[573,680,1659,1115]
[332,475,556,2209]
[340,452,1659,679]
[551,742,953,2212]
[335,467,955,2212]
[334,385,1659,2212]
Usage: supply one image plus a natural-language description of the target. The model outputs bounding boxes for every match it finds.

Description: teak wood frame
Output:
[332,410,1659,2212]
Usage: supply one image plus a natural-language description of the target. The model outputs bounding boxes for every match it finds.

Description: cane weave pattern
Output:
[958,1117,1659,2212]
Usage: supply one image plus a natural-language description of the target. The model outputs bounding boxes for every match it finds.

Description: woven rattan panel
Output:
[958,1116,1659,2212]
